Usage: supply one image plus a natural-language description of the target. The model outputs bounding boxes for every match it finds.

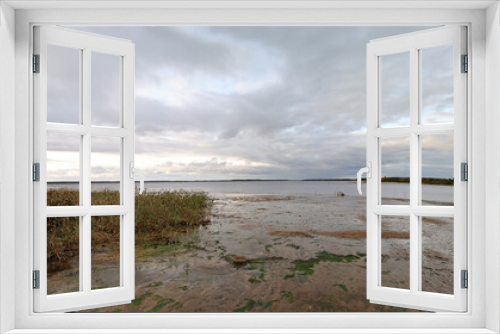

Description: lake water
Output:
[50,180,453,204]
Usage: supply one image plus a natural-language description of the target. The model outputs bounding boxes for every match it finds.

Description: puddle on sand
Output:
[67,194,451,312]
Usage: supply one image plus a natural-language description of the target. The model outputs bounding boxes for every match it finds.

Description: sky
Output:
[46,26,455,182]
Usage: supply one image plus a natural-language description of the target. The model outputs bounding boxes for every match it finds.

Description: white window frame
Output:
[33,25,136,313]
[366,26,467,312]
[1,1,499,333]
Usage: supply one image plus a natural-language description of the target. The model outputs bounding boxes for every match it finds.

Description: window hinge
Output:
[461,54,468,73]
[33,270,40,289]
[33,54,40,73]
[33,163,40,182]
[461,270,468,289]
[461,162,468,181]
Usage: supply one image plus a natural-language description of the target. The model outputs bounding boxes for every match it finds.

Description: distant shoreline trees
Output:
[381,176,453,186]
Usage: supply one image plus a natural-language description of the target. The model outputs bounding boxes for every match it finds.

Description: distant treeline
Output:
[381,177,453,186]
[49,178,453,185]
[49,179,359,184]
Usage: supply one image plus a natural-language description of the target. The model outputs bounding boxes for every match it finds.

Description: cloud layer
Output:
[47,26,455,181]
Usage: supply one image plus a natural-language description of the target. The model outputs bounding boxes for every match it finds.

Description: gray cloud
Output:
[46,25,456,181]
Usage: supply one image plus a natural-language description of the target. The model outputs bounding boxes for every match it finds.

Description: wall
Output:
[0,2,16,333]
[486,2,500,333]
[11,6,491,331]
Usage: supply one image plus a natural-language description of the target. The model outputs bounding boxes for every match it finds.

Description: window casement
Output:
[364,26,468,312]
[33,26,137,312]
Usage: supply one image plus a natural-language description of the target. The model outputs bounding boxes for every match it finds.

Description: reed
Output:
[46,188,212,268]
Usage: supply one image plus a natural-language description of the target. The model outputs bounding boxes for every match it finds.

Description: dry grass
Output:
[47,188,212,270]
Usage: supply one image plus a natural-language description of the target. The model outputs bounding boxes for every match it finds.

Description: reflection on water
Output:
[46,181,453,312]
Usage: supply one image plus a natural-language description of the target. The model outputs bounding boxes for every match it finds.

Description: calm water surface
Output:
[50,180,453,203]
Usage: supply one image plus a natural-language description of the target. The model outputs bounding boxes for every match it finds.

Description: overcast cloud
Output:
[46,26,455,181]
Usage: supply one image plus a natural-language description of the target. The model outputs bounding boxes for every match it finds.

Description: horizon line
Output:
[47,177,453,184]
[48,178,359,183]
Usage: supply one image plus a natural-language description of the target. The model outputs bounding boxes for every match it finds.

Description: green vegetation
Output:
[131,291,153,307]
[280,291,294,301]
[248,269,266,283]
[333,283,348,292]
[233,299,256,312]
[381,177,453,186]
[148,296,176,312]
[316,251,359,263]
[248,277,261,283]
[46,189,212,269]
[262,300,279,309]
[289,258,316,276]
[147,282,163,288]
[287,251,362,277]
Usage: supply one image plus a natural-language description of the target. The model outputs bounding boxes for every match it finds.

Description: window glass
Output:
[421,133,454,206]
[91,136,121,205]
[421,45,454,124]
[380,215,410,290]
[380,52,410,127]
[47,45,80,124]
[46,133,81,206]
[381,137,410,205]
[47,217,80,295]
[91,52,121,127]
[421,216,454,294]
[91,215,121,290]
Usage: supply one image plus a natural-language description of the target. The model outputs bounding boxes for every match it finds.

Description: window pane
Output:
[47,45,80,124]
[47,133,80,206]
[91,215,121,290]
[91,136,121,205]
[421,133,454,206]
[421,216,454,294]
[421,45,454,124]
[380,52,410,128]
[381,137,410,205]
[91,52,121,127]
[47,217,80,295]
[381,215,410,290]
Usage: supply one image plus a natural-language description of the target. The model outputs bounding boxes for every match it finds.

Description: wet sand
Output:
[49,193,453,312]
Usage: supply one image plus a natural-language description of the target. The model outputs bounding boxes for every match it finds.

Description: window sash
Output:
[366,26,467,312]
[32,25,136,313]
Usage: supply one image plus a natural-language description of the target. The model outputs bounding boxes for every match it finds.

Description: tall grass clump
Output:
[135,190,212,245]
[46,188,212,270]
[47,188,79,206]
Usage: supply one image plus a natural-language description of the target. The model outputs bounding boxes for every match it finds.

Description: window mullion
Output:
[409,47,420,294]
[82,47,92,294]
